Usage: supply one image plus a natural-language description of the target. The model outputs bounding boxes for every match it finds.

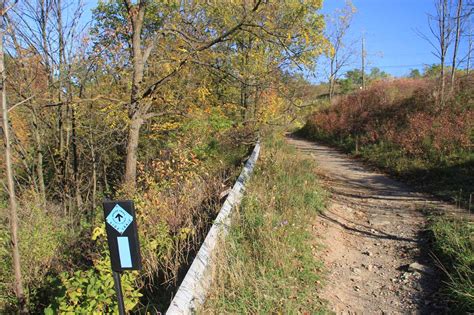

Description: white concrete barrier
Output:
[166,141,261,314]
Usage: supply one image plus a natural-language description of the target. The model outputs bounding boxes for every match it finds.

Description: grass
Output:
[299,127,474,209]
[356,142,473,208]
[429,215,474,312]
[201,135,327,314]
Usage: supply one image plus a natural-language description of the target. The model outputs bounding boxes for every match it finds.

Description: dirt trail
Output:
[287,136,465,314]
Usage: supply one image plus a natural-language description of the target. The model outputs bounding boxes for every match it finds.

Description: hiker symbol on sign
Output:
[106,204,133,234]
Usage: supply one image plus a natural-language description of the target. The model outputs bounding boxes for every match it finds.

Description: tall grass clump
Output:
[429,216,474,312]
[202,135,326,314]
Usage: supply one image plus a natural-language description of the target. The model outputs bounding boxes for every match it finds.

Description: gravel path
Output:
[287,136,465,314]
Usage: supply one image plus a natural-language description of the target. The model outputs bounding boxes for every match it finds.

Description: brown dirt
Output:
[287,136,467,314]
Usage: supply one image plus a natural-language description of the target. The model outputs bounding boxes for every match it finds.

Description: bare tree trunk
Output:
[32,105,46,203]
[355,135,360,154]
[440,53,446,102]
[40,0,52,82]
[57,0,64,156]
[9,18,46,204]
[103,163,109,193]
[0,4,27,311]
[39,1,50,205]
[55,0,68,215]
[439,0,449,103]
[329,57,335,100]
[451,0,462,89]
[326,1,355,99]
[71,105,81,210]
[241,76,249,121]
[91,142,97,221]
[361,36,366,89]
[467,24,472,75]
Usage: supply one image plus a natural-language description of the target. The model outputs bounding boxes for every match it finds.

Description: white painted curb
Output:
[166,141,261,315]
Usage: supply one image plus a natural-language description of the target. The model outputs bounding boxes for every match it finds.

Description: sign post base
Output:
[112,271,125,315]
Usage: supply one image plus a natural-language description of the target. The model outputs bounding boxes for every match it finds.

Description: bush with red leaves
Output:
[304,76,473,160]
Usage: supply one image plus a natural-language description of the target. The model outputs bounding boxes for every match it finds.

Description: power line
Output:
[368,63,427,69]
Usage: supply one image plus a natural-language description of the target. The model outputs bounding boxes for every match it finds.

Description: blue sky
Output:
[81,0,470,79]
[320,0,471,78]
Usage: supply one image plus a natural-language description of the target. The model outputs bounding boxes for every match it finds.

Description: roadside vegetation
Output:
[202,134,326,314]
[300,72,474,308]
[429,215,474,312]
[0,1,330,313]
[300,0,473,309]
[300,75,473,207]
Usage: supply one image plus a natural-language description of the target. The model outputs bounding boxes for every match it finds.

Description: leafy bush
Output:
[45,226,142,314]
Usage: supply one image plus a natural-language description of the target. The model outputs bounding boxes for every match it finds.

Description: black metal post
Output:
[112,271,126,315]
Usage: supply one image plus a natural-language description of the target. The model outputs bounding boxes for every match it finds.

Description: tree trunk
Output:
[467,34,472,75]
[355,135,359,154]
[123,1,146,190]
[440,58,446,101]
[32,105,46,203]
[0,11,27,312]
[91,144,97,222]
[439,0,448,104]
[450,0,462,89]
[71,105,81,211]
[56,0,69,214]
[124,117,142,191]
[329,57,335,100]
[361,37,366,89]
[40,0,52,83]
[103,164,109,193]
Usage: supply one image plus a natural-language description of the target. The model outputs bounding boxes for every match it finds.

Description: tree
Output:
[419,0,454,102]
[326,1,356,100]
[361,35,366,89]
[0,1,27,312]
[452,0,473,77]
[368,67,389,81]
[92,0,329,191]
[10,0,86,209]
[451,0,463,87]
[467,22,472,74]
[339,68,363,93]
[94,1,267,191]
[337,67,389,93]
[408,68,422,78]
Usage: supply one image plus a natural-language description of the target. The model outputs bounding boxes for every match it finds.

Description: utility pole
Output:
[361,35,366,89]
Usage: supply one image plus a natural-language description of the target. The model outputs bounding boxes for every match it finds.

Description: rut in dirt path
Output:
[287,136,466,314]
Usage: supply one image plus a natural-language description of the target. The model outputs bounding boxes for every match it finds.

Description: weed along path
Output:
[287,136,456,314]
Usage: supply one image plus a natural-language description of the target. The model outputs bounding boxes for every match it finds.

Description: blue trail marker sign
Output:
[103,200,142,315]
[103,200,142,272]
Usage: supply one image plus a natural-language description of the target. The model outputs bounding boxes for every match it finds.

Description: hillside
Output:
[301,76,474,206]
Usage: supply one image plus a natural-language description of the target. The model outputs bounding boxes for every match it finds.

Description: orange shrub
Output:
[305,77,473,159]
